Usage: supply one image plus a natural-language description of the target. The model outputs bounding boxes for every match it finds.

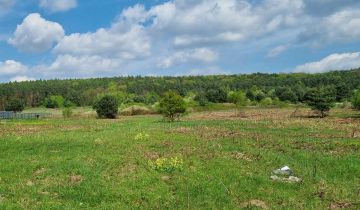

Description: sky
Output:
[1,0,360,83]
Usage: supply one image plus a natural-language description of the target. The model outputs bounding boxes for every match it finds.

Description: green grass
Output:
[0,108,360,209]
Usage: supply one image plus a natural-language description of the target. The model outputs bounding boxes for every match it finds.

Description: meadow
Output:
[0,107,360,209]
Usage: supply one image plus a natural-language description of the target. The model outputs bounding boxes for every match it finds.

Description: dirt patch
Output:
[231,152,259,162]
[329,201,355,209]
[69,175,83,185]
[171,126,244,140]
[239,199,269,209]
[0,124,86,137]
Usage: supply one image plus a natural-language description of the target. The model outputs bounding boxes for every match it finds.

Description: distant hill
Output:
[0,69,359,109]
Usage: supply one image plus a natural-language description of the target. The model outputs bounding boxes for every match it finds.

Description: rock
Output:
[273,165,292,175]
[271,175,301,183]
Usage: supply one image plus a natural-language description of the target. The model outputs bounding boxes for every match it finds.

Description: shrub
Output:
[194,92,209,106]
[205,88,227,103]
[159,91,187,121]
[260,97,273,106]
[352,90,360,110]
[305,87,335,118]
[44,95,65,108]
[5,99,25,112]
[228,91,249,116]
[62,108,73,118]
[93,95,118,119]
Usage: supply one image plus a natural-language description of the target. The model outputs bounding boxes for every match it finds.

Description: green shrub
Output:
[352,90,360,110]
[305,87,335,118]
[44,95,65,108]
[62,108,73,118]
[159,91,187,121]
[93,95,118,119]
[5,99,25,112]
[260,97,273,106]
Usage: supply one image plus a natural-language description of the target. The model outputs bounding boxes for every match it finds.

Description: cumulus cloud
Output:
[294,52,360,73]
[157,48,218,68]
[0,60,27,76]
[8,13,64,52]
[10,75,35,82]
[40,0,77,12]
[147,0,305,47]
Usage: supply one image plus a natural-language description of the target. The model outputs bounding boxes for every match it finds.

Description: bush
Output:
[228,91,249,116]
[62,108,73,118]
[5,99,25,112]
[305,87,335,118]
[352,90,360,110]
[205,88,227,103]
[159,91,187,121]
[194,92,209,106]
[260,97,273,106]
[44,95,65,108]
[93,95,118,119]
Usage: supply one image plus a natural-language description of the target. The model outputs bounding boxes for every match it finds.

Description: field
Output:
[1,108,360,209]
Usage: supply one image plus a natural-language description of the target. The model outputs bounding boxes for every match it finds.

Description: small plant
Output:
[148,157,184,173]
[159,91,187,121]
[93,95,119,119]
[62,108,73,118]
[134,132,150,140]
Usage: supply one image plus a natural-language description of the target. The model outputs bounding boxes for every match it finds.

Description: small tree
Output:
[228,91,249,116]
[352,90,360,110]
[305,87,335,118]
[5,99,25,113]
[93,95,118,119]
[159,91,187,121]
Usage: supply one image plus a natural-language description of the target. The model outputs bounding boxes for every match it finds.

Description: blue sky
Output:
[1,0,360,82]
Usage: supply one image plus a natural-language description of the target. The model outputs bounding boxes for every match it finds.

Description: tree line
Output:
[0,69,360,111]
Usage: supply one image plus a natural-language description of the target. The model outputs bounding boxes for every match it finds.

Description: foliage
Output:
[148,157,184,173]
[228,91,249,116]
[205,88,227,103]
[93,95,119,119]
[0,69,360,109]
[62,108,73,118]
[5,99,25,112]
[159,91,187,121]
[44,95,65,108]
[120,105,155,116]
[352,90,360,110]
[260,97,273,106]
[305,87,335,117]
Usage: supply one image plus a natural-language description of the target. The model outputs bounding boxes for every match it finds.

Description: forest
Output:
[0,68,360,110]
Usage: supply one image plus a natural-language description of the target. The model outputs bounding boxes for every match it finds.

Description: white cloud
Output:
[294,52,360,73]
[8,13,64,53]
[148,0,305,47]
[40,0,77,12]
[10,75,35,82]
[0,60,27,76]
[157,48,218,68]
[267,44,289,58]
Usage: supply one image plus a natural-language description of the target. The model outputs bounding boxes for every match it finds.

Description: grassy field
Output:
[1,108,360,209]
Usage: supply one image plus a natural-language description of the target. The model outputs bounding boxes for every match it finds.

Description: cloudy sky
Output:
[1,0,360,82]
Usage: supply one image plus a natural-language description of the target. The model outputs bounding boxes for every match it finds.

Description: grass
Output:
[0,108,360,209]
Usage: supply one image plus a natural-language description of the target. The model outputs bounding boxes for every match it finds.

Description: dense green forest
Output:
[0,69,359,110]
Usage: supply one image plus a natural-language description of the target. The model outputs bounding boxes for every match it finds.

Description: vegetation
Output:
[93,95,118,119]
[227,91,249,116]
[159,91,187,121]
[62,108,73,118]
[0,107,359,209]
[5,98,25,112]
[305,87,335,118]
[352,90,360,110]
[1,69,359,110]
